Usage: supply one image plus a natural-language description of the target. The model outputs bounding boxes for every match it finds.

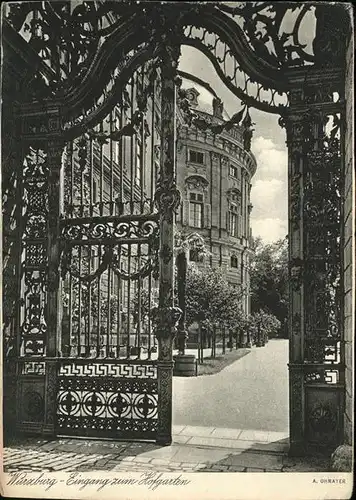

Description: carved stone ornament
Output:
[210,152,220,162]
[152,306,182,340]
[185,175,209,193]
[227,188,241,204]
[221,156,229,167]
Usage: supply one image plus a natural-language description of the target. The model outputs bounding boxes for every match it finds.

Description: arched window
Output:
[189,192,204,228]
[229,164,239,179]
[228,203,239,237]
[226,188,241,238]
[182,175,210,229]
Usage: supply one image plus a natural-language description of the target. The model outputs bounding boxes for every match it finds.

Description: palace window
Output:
[189,149,204,165]
[231,255,238,268]
[229,164,238,178]
[189,192,204,228]
[228,203,239,237]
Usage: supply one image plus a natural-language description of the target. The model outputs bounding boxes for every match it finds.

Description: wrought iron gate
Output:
[55,65,163,438]
[2,1,351,453]
[4,26,181,442]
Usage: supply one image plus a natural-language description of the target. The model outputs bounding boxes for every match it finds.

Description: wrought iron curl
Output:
[214,2,316,67]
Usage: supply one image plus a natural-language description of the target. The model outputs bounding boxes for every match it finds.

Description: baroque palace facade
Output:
[176,74,256,315]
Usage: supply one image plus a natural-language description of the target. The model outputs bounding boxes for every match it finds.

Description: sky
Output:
[178,46,288,243]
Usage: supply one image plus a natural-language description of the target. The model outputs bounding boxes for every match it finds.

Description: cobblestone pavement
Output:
[3,429,331,473]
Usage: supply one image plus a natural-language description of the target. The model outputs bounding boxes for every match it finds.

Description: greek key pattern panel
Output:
[21,361,46,376]
[56,361,158,438]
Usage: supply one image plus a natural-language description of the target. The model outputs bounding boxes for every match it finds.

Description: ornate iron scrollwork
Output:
[303,114,342,365]
[19,149,50,356]
[7,2,348,134]
[215,3,316,68]
[60,220,160,283]
[154,177,181,222]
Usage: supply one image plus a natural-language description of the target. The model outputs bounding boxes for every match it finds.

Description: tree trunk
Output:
[176,252,188,354]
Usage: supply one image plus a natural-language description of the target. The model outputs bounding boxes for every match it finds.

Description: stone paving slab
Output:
[172,425,186,434]
[172,434,191,444]
[210,428,243,439]
[178,425,216,436]
[167,445,231,464]
[238,429,272,442]
[187,436,258,450]
[3,426,330,474]
[172,425,288,450]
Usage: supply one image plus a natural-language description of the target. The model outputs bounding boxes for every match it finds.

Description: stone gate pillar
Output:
[154,42,182,445]
[285,68,345,455]
[13,104,65,436]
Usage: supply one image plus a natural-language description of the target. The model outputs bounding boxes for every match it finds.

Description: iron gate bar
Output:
[97,244,102,356]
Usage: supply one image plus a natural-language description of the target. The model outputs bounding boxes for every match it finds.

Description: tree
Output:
[185,265,244,332]
[249,310,281,345]
[174,229,210,354]
[250,236,288,337]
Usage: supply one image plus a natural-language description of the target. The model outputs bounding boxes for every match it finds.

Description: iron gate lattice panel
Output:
[56,359,158,439]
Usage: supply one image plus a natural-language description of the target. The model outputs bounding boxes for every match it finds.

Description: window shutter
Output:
[183,199,189,226]
[204,203,211,228]
[226,211,230,233]
[238,215,242,237]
